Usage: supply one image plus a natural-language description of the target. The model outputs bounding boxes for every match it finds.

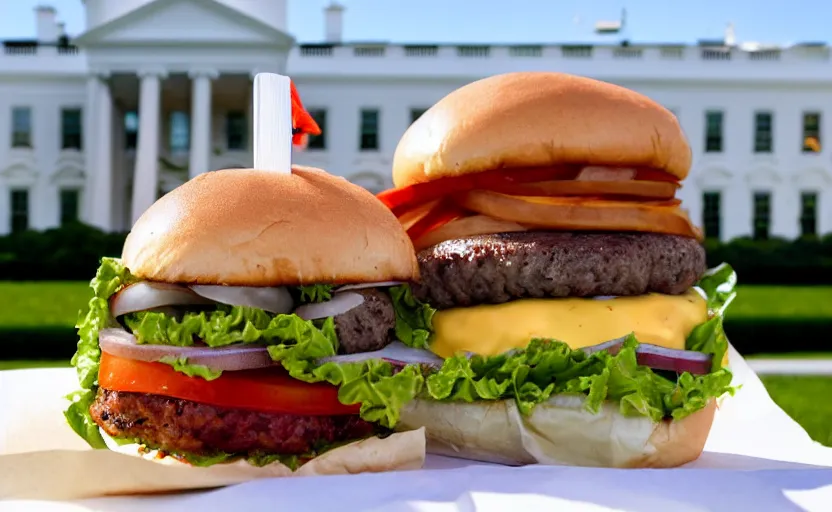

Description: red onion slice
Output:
[99,328,274,372]
[294,292,364,320]
[335,281,404,292]
[110,282,215,318]
[580,336,712,375]
[317,341,445,368]
[635,344,712,375]
[579,337,628,355]
[190,285,293,314]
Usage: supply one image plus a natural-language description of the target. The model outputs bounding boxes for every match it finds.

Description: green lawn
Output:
[725,286,832,321]
[760,376,832,447]
[0,281,91,328]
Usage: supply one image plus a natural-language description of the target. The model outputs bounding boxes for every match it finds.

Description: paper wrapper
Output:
[0,368,427,501]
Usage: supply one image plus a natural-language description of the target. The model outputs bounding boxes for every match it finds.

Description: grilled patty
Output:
[334,288,396,354]
[413,231,706,309]
[90,389,379,457]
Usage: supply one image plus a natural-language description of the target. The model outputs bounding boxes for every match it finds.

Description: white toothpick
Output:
[253,72,293,174]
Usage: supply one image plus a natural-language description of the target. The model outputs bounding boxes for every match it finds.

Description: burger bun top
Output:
[392,72,691,187]
[122,166,419,286]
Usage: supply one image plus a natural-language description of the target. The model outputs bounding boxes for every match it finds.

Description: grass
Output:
[726,286,832,321]
[0,281,91,328]
[760,376,832,447]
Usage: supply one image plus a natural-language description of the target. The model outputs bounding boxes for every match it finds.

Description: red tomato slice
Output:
[406,200,467,242]
[377,166,678,216]
[98,352,359,416]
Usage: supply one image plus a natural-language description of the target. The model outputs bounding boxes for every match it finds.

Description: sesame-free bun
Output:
[392,72,692,188]
[396,396,716,469]
[122,166,419,286]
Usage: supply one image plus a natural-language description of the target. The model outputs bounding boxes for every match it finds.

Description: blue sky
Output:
[1,0,830,45]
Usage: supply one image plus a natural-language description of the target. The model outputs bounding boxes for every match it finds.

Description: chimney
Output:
[724,22,736,47]
[35,5,59,43]
[325,2,344,43]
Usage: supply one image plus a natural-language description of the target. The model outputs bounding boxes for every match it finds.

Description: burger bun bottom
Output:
[396,395,717,468]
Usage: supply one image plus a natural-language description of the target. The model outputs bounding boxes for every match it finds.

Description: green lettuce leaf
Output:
[123,306,337,350]
[158,356,223,381]
[296,284,334,304]
[389,285,436,349]
[696,262,737,316]
[423,334,734,423]
[64,257,136,449]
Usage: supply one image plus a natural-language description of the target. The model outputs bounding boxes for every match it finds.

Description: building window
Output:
[802,112,821,153]
[226,111,246,150]
[306,109,326,150]
[169,111,190,152]
[60,188,80,226]
[800,191,818,237]
[359,109,379,150]
[9,189,28,234]
[705,111,723,153]
[410,108,428,124]
[61,108,82,150]
[702,191,721,240]
[753,191,771,240]
[753,111,773,153]
[11,107,32,148]
[125,111,138,150]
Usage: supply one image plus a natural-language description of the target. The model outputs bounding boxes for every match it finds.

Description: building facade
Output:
[0,0,831,240]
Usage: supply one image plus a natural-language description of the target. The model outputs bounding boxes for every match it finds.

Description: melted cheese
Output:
[429,289,707,358]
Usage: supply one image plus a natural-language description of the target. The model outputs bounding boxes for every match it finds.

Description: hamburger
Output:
[63,167,433,471]
[371,72,739,468]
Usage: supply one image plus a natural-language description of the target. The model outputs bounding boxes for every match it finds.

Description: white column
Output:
[131,68,166,226]
[82,73,100,224]
[89,73,113,231]
[188,68,218,179]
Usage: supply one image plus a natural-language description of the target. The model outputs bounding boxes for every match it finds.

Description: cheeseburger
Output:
[63,91,430,474]
[374,72,738,468]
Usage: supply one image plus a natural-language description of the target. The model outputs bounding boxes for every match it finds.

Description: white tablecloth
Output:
[3,344,832,511]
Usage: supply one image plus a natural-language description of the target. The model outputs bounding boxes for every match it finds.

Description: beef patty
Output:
[90,388,379,457]
[333,288,396,354]
[413,231,706,309]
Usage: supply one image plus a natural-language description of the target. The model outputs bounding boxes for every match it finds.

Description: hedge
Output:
[2,318,829,361]
[2,223,831,284]
[0,222,127,281]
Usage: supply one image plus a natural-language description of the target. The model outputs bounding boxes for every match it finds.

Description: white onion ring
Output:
[317,341,444,368]
[110,282,214,318]
[190,285,293,314]
[335,281,404,292]
[293,292,365,320]
[98,328,274,371]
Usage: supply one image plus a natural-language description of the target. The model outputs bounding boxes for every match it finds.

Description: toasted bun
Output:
[392,72,691,188]
[396,397,716,468]
[122,166,419,286]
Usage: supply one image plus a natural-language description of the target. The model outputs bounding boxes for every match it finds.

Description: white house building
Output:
[0,0,831,241]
